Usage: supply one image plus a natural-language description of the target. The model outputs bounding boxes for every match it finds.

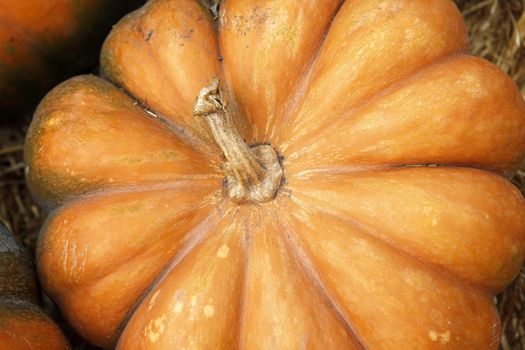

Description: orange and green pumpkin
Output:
[0,223,69,349]
[0,0,143,121]
[25,0,525,348]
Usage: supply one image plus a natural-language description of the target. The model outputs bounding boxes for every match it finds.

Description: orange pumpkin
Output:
[0,223,69,349]
[0,0,142,121]
[25,0,525,349]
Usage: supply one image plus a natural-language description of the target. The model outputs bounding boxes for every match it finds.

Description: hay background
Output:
[0,0,524,348]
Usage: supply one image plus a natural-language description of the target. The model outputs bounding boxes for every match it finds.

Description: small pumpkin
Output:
[0,0,143,121]
[0,223,69,349]
[25,0,525,349]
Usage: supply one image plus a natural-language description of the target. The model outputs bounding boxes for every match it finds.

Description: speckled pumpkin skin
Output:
[0,0,143,121]
[0,224,69,349]
[25,0,525,349]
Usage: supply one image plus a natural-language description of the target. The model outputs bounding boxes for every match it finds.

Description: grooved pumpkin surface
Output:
[25,0,525,349]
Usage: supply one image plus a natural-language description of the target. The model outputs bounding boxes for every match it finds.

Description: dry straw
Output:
[0,1,525,348]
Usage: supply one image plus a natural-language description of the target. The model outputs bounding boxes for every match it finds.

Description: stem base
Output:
[223,144,283,204]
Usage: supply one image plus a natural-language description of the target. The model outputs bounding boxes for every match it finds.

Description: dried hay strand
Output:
[0,1,524,349]
[0,127,42,251]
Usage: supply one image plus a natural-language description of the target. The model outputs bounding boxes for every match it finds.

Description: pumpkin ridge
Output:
[141,107,225,171]
[140,105,220,160]
[270,7,466,146]
[38,178,221,212]
[282,199,500,349]
[100,0,224,143]
[285,55,525,176]
[97,67,222,160]
[117,206,248,348]
[52,189,221,285]
[252,0,346,142]
[25,74,221,208]
[115,199,233,345]
[289,163,525,192]
[275,205,367,350]
[236,208,255,350]
[272,0,468,150]
[237,205,361,348]
[119,8,210,146]
[283,52,467,157]
[217,0,345,144]
[290,164,522,192]
[36,185,225,347]
[286,192,497,296]
[287,166,525,292]
[290,163,394,179]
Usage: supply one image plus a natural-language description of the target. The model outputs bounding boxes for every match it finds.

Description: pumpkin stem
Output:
[193,77,283,204]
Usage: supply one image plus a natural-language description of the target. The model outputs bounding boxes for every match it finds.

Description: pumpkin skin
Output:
[0,223,70,349]
[25,0,525,349]
[0,0,143,121]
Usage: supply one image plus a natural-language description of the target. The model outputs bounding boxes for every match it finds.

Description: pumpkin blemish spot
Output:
[429,331,438,342]
[203,304,215,318]
[217,244,230,258]
[144,314,166,343]
[173,302,184,314]
[429,330,451,344]
[441,331,451,344]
